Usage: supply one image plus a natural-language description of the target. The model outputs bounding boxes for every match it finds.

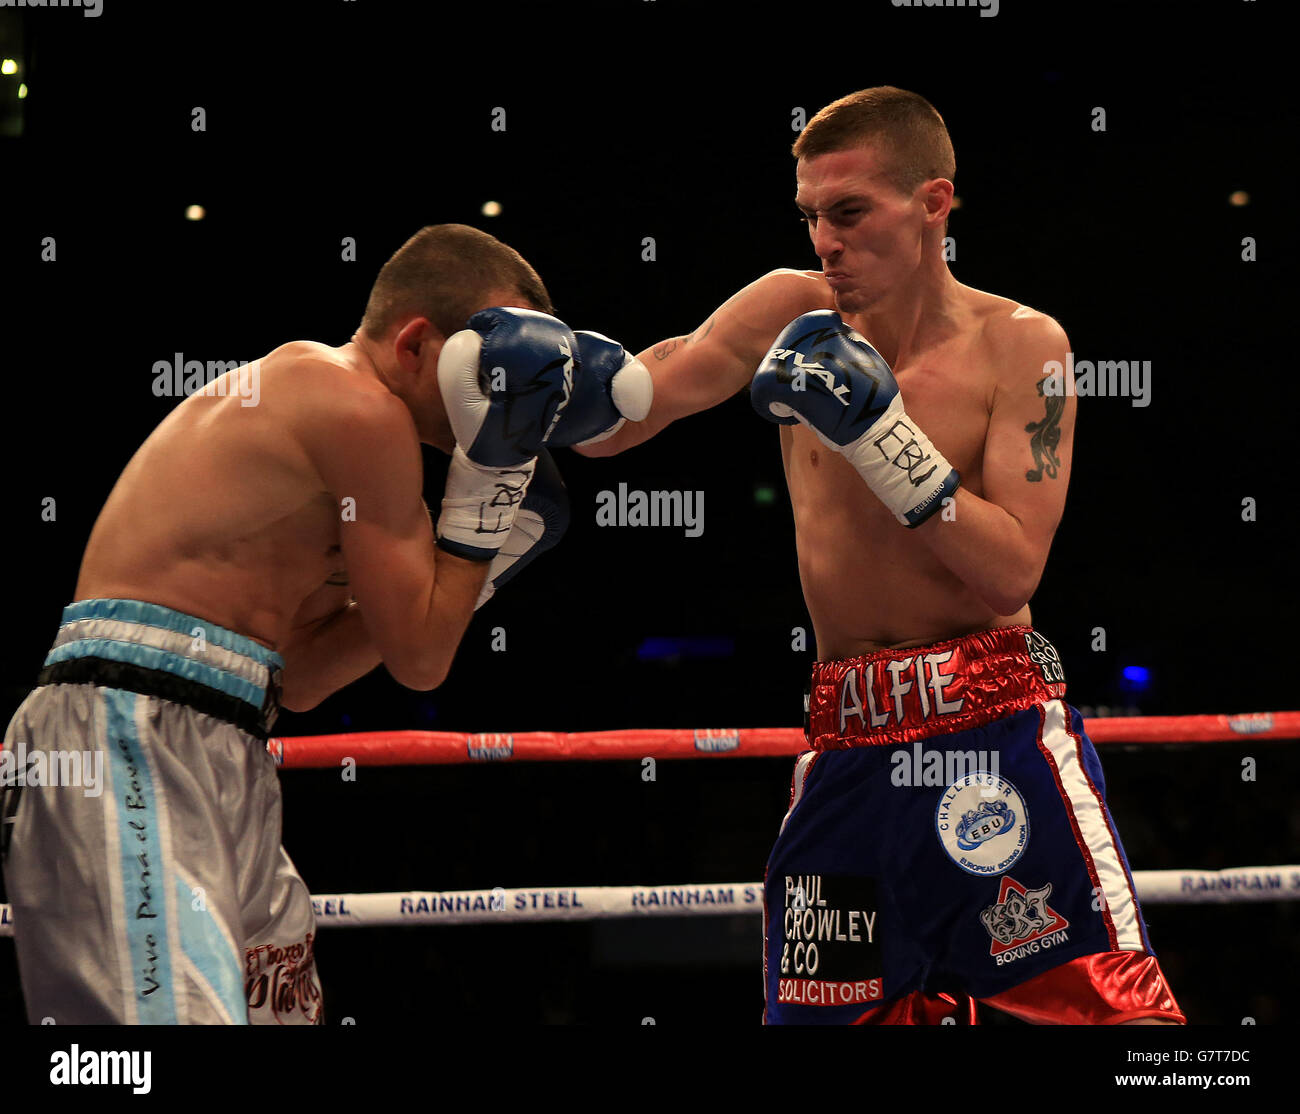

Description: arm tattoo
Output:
[651,317,715,362]
[1024,378,1064,482]
[652,337,681,361]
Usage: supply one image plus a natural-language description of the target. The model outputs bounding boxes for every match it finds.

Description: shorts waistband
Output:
[36,598,284,741]
[806,625,1066,749]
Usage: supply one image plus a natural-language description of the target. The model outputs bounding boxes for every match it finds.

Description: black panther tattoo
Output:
[1025,378,1064,482]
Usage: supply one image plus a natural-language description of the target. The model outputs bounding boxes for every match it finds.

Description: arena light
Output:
[1,59,17,76]
[481,200,502,217]
[636,635,736,662]
[185,204,206,221]
[1121,665,1151,688]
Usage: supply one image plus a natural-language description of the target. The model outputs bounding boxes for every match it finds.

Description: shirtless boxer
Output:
[574,88,1183,1024]
[0,223,652,1024]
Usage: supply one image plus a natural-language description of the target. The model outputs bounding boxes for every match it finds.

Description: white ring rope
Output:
[4,865,1296,936]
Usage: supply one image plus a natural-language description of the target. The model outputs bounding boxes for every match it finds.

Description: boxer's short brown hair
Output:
[361,224,554,340]
[793,87,956,195]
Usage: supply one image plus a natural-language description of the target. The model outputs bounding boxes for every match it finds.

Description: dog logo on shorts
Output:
[935,772,1029,876]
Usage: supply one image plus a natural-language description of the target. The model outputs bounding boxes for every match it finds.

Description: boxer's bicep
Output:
[981,318,1077,560]
[636,319,753,424]
[586,269,835,455]
[309,393,441,686]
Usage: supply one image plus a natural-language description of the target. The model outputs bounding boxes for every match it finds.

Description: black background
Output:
[0,0,1296,1027]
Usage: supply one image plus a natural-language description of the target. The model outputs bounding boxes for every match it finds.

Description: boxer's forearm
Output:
[912,488,1044,616]
[280,603,382,711]
[574,339,700,458]
[573,412,665,457]
[413,547,488,686]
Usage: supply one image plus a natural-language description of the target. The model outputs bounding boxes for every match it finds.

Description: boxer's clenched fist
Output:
[751,311,960,527]
[545,330,653,448]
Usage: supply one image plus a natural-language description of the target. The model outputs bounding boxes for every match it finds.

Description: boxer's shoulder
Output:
[963,289,1067,347]
[263,341,410,426]
[262,344,418,488]
[958,289,1070,379]
[708,269,836,357]
[750,268,836,318]
[260,340,380,389]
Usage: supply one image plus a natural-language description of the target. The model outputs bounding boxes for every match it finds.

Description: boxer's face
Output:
[796,145,935,314]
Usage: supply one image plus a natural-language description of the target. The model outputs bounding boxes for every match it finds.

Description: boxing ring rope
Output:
[264,711,1300,768]
[2,711,1297,937]
[3,869,1299,937]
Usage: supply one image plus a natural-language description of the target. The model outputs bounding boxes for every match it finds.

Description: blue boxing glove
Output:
[475,448,569,609]
[751,311,960,526]
[437,307,576,560]
[545,330,653,448]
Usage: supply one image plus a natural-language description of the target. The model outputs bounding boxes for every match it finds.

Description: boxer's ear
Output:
[392,317,444,375]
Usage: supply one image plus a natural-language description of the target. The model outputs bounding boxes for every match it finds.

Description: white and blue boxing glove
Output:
[751,311,960,527]
[544,330,653,448]
[437,307,576,560]
[475,448,569,609]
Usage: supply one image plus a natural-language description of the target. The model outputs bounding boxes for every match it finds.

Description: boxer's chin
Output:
[833,288,869,315]
[834,279,889,315]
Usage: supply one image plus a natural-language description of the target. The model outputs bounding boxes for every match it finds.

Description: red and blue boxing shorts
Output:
[763,625,1184,1024]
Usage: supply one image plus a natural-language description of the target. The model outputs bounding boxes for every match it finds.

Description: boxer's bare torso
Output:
[783,279,1046,657]
[72,287,544,709]
[75,342,373,651]
[584,268,1073,660]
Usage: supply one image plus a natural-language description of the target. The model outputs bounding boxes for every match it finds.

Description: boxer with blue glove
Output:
[1,223,589,1026]
[576,89,1182,1026]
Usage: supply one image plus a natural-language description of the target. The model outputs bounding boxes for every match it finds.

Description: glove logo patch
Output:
[766,346,851,405]
[542,336,575,443]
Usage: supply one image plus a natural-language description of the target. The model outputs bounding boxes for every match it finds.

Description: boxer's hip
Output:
[805,624,1067,750]
[31,597,285,741]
